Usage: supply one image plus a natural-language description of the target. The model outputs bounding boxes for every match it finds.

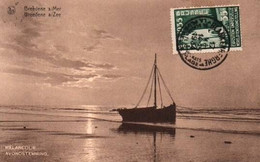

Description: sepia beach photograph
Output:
[0,0,259,161]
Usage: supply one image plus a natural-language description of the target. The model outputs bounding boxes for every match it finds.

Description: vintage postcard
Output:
[0,0,259,162]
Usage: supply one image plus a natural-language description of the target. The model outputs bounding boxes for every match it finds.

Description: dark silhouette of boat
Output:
[114,123,176,162]
[114,54,176,123]
[117,123,176,136]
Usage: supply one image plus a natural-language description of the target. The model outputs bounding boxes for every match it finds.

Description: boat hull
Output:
[117,104,176,123]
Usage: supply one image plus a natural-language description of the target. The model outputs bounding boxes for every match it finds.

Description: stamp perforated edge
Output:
[170,5,242,55]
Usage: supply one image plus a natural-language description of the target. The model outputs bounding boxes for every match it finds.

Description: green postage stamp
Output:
[171,5,241,55]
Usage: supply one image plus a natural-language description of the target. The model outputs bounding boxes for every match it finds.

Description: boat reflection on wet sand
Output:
[117,123,176,136]
[116,122,175,162]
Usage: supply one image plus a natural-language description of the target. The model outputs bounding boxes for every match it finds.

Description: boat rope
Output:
[157,69,163,108]
[176,110,192,119]
[174,105,192,119]
[147,71,154,107]
[176,105,194,110]
[135,65,155,108]
[176,105,251,110]
[157,68,175,103]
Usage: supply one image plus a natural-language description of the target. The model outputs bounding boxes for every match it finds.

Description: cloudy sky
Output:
[0,0,259,108]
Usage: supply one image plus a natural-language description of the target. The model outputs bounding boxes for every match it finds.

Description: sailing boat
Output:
[114,54,176,123]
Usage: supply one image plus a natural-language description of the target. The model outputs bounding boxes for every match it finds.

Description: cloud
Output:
[0,67,98,87]
[0,7,118,70]
[61,73,123,88]
[102,74,123,79]
[93,29,118,40]
[1,21,117,70]
[11,16,42,49]
[2,43,115,71]
[2,67,46,77]
[84,42,101,52]
[62,77,100,88]
[54,45,69,53]
[0,3,121,90]
[0,66,123,89]
[83,29,120,52]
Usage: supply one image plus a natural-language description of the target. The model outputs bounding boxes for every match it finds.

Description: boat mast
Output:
[154,53,157,108]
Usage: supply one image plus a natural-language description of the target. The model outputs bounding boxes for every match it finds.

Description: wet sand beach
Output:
[0,107,260,162]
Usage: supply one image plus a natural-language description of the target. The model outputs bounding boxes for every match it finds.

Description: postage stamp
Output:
[170,5,241,70]
[171,5,241,54]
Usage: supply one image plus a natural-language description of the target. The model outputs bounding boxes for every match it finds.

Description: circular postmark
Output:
[7,6,16,15]
[177,16,231,70]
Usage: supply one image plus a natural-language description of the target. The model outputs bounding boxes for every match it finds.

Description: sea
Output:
[0,105,259,162]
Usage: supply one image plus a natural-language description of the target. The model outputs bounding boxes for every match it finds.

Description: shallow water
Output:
[0,105,259,162]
